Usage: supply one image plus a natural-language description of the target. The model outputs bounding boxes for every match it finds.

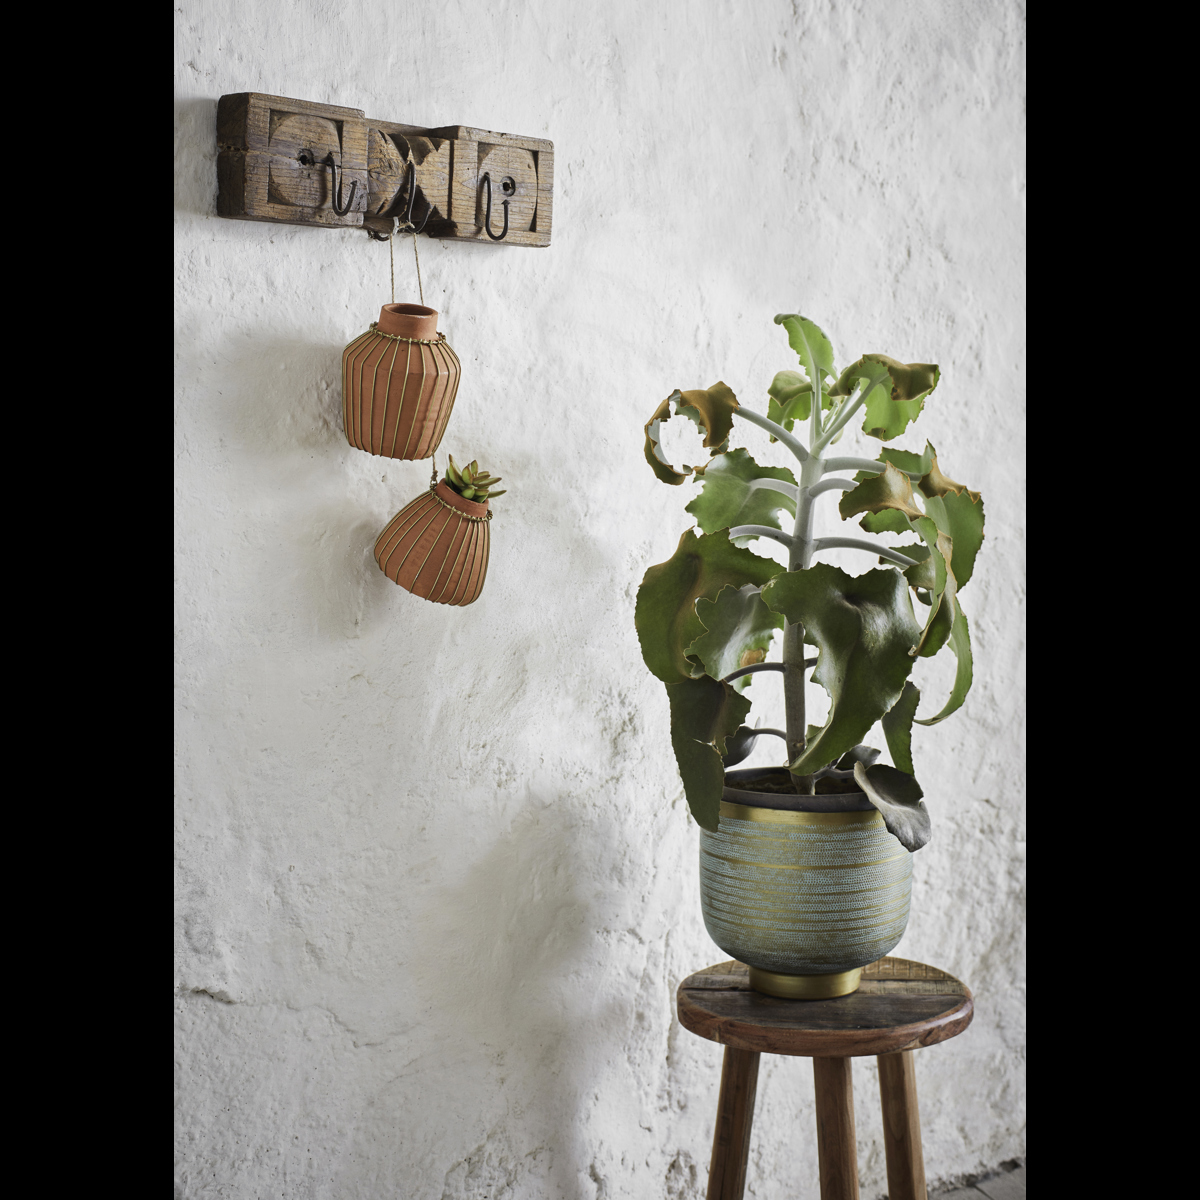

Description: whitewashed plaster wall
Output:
[174,2,1026,1196]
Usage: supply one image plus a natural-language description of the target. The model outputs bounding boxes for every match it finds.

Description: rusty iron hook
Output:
[323,152,358,216]
[397,161,433,234]
[480,172,510,242]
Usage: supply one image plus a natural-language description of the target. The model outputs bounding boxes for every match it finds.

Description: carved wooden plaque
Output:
[217,94,553,247]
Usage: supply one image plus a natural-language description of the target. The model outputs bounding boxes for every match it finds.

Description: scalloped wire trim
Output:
[430,481,493,521]
[368,322,447,345]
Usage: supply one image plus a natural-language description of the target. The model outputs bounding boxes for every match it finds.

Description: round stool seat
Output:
[676,956,974,1200]
[677,956,973,1058]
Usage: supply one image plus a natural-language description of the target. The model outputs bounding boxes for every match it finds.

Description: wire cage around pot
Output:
[374,480,491,606]
[342,303,462,460]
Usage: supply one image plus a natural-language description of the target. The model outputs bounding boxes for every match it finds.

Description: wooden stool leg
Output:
[812,1056,859,1200]
[877,1051,926,1200]
[706,1046,760,1200]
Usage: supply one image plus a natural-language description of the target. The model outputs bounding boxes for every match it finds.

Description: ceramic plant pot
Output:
[342,303,461,460]
[699,767,912,999]
[374,480,490,605]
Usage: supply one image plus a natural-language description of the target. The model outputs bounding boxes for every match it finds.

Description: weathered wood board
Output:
[217,94,553,246]
[676,957,974,1058]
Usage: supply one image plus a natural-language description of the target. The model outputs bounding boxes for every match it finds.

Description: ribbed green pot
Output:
[699,776,912,998]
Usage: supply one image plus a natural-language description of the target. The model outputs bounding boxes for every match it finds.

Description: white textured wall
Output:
[174,2,1025,1196]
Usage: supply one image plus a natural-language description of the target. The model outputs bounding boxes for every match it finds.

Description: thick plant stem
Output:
[784,453,825,793]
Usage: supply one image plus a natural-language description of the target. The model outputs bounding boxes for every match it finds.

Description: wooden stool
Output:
[677,956,973,1200]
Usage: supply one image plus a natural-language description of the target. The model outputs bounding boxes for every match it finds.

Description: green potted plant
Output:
[636,314,984,998]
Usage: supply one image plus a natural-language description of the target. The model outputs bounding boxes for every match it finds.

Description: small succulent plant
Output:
[446,455,506,502]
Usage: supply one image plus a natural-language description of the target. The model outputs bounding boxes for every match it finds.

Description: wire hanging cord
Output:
[375,160,427,307]
[395,161,427,306]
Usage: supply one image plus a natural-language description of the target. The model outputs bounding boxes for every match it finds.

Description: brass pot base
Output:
[749,966,863,1000]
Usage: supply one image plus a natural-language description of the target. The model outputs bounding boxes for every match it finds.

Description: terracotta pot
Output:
[342,304,461,460]
[374,480,491,605]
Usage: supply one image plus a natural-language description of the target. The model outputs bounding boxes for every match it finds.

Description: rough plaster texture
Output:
[174,2,1026,1196]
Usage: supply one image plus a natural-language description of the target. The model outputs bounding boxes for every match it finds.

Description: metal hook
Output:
[481,172,510,242]
[398,161,432,234]
[324,152,358,216]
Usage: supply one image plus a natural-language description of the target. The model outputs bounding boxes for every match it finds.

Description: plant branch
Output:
[813,386,865,451]
[749,728,787,740]
[728,525,796,550]
[823,456,924,481]
[807,477,858,497]
[720,659,817,684]
[812,371,888,453]
[754,478,801,502]
[813,537,919,567]
[735,408,810,462]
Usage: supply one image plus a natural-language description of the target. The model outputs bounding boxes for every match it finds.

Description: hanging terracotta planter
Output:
[374,480,491,605]
[342,304,461,460]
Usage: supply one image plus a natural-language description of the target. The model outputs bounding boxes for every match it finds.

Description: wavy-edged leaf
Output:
[686,447,797,545]
[643,383,740,486]
[668,676,752,831]
[839,462,925,524]
[908,515,956,657]
[635,529,784,685]
[859,509,913,535]
[881,681,921,775]
[643,396,690,485]
[877,443,936,478]
[914,604,973,725]
[918,448,980,503]
[889,544,935,591]
[835,355,939,441]
[921,488,985,591]
[678,382,739,451]
[853,762,930,852]
[852,446,932,527]
[761,564,920,775]
[687,584,785,691]
[834,744,881,770]
[774,314,837,385]
[766,372,836,435]
[722,726,759,767]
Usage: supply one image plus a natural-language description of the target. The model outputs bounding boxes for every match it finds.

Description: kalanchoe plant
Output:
[446,455,506,502]
[635,315,984,851]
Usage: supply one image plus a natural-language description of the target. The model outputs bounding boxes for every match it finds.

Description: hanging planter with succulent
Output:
[374,456,502,606]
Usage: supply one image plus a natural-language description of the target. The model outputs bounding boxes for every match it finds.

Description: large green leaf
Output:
[635,529,784,684]
[839,462,926,524]
[642,383,740,486]
[834,355,939,441]
[761,564,921,775]
[774,314,837,386]
[854,446,931,533]
[919,485,985,592]
[908,516,956,657]
[881,681,921,775]
[853,762,930,852]
[914,604,973,725]
[668,676,752,831]
[686,447,797,545]
[688,584,785,690]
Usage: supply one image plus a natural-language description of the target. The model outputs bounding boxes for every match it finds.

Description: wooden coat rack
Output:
[216,93,553,247]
